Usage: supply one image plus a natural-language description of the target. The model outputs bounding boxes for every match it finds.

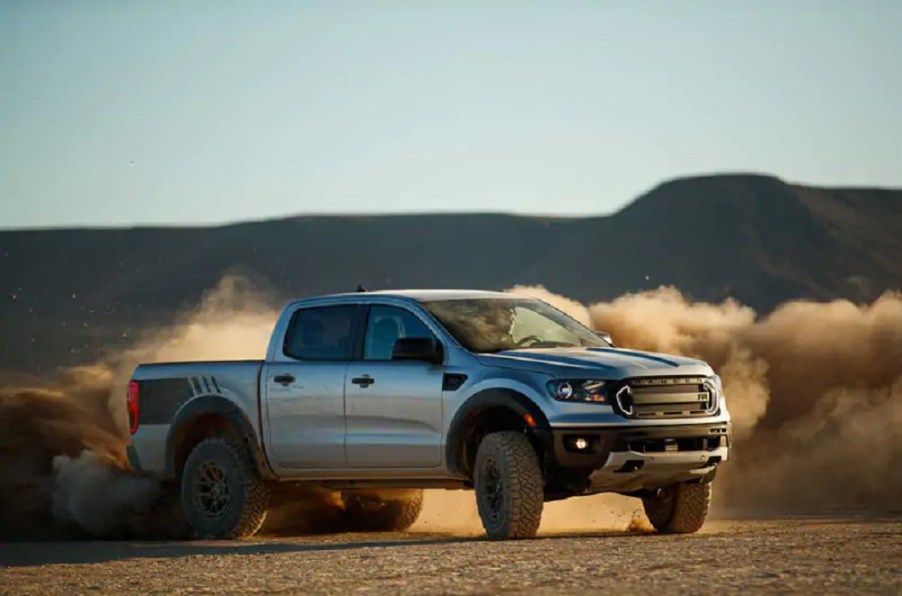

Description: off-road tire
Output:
[181,436,268,539]
[474,431,544,540]
[642,481,711,534]
[342,489,424,532]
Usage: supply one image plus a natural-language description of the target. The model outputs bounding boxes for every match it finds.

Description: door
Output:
[345,305,444,468]
[263,304,359,470]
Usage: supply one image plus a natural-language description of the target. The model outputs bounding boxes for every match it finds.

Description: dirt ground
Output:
[1,516,900,594]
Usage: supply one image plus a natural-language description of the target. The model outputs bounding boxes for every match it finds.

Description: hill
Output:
[2,173,900,373]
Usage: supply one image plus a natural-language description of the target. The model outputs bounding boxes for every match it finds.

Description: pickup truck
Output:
[127,289,731,540]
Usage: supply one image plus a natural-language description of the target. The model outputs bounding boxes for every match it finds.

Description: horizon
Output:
[2,170,901,232]
[3,1,901,229]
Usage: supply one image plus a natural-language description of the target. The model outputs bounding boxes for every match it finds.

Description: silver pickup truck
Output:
[127,289,731,540]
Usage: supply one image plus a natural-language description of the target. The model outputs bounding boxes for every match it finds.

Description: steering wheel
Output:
[513,335,542,348]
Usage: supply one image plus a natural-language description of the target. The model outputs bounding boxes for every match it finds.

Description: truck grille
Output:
[612,376,718,419]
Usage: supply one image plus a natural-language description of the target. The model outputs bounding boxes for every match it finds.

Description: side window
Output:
[284,305,357,361]
[364,306,436,361]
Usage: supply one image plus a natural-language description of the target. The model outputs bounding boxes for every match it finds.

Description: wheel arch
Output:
[164,394,273,481]
[445,388,550,477]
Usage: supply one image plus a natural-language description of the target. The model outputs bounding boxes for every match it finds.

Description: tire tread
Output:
[475,431,544,540]
[344,490,424,532]
[643,481,711,534]
[182,436,268,539]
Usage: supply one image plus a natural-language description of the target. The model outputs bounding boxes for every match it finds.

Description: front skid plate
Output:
[587,445,729,492]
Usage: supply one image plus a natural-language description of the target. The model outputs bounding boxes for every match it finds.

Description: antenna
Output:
[356,285,367,293]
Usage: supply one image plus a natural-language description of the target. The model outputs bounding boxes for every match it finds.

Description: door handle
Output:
[351,375,374,388]
[273,373,295,386]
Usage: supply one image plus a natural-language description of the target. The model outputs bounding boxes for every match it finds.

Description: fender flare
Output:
[163,394,273,480]
[444,388,550,475]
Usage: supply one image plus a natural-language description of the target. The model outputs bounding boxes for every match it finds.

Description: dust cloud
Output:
[412,490,649,536]
[513,285,902,512]
[1,277,899,540]
[0,276,279,539]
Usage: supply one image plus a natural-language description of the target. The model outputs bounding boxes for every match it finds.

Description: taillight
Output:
[127,380,140,435]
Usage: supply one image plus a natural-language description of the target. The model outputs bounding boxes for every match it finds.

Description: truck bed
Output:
[129,360,264,474]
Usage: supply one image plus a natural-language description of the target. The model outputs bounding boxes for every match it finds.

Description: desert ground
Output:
[2,513,899,594]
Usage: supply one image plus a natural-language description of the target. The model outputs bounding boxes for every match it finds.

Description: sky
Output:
[1,1,900,229]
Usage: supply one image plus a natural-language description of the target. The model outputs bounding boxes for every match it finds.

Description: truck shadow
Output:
[0,530,653,568]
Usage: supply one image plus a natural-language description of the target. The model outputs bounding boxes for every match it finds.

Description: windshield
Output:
[421,297,610,353]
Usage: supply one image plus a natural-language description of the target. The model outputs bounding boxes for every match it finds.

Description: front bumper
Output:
[543,422,731,492]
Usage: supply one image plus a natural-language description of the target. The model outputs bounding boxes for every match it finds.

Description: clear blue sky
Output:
[2,1,900,229]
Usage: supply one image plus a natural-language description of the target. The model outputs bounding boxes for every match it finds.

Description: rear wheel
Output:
[342,489,424,531]
[474,431,544,540]
[181,436,268,539]
[642,481,711,534]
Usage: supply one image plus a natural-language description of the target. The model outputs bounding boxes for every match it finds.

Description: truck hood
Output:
[476,347,713,379]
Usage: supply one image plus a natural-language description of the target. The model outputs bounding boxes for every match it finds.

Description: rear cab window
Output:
[283,305,358,361]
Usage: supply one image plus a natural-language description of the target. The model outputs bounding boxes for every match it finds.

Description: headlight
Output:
[707,374,723,409]
[547,380,609,403]
[710,374,722,390]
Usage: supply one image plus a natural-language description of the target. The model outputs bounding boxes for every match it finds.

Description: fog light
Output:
[574,437,589,450]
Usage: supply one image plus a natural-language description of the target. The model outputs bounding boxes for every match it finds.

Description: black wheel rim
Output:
[193,460,230,519]
[646,487,676,520]
[480,458,504,521]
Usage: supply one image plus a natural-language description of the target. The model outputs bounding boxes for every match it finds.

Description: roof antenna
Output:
[356,284,367,293]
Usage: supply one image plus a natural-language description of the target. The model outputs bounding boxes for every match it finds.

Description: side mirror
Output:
[596,331,616,347]
[392,337,443,364]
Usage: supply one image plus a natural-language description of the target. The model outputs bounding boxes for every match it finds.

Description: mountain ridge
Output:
[2,174,900,373]
[8,173,900,234]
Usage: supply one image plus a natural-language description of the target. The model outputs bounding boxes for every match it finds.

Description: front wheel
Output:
[642,481,712,534]
[180,436,268,539]
[474,431,544,540]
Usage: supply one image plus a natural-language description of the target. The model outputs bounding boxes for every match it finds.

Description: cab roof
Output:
[361,289,515,301]
[335,289,516,301]
[286,289,525,309]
